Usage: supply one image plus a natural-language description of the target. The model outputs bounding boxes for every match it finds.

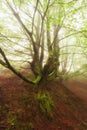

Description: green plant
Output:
[21,122,34,130]
[6,112,19,130]
[37,92,53,117]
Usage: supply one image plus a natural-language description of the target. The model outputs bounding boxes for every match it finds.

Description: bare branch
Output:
[6,0,37,52]
[60,45,87,49]
[52,25,61,45]
[60,52,87,56]
[39,0,50,44]
[59,30,87,41]
[0,33,30,50]
[32,0,39,33]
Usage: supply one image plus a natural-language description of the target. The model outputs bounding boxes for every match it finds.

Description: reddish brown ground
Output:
[0,70,87,130]
[64,78,87,105]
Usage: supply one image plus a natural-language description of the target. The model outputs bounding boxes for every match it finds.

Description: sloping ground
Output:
[63,78,87,104]
[0,70,87,130]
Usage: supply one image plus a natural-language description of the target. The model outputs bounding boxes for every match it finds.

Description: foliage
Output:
[0,0,87,85]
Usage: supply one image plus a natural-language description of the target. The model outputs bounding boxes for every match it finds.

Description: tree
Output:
[0,0,87,85]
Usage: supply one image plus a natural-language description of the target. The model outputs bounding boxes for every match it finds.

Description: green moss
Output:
[33,75,42,84]
[37,92,54,118]
[47,71,56,81]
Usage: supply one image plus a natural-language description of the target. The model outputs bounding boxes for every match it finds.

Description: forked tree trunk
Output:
[0,1,60,86]
[41,50,60,83]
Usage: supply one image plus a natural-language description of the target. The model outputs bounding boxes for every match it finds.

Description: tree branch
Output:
[39,0,50,44]
[0,48,34,84]
[32,0,39,34]
[59,30,87,41]
[6,0,37,53]
[0,59,8,68]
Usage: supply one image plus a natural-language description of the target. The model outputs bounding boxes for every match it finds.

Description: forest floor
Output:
[0,70,87,130]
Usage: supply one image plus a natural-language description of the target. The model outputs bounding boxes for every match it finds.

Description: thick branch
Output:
[0,59,8,68]
[0,48,34,84]
[40,27,44,66]
[52,25,61,47]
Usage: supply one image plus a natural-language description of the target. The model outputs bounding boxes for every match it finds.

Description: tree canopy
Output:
[0,0,87,85]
